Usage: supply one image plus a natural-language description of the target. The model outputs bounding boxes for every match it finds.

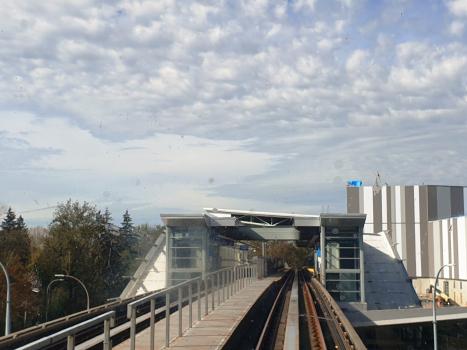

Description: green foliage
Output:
[133,223,165,258]
[34,200,136,319]
[0,208,40,336]
[267,241,311,270]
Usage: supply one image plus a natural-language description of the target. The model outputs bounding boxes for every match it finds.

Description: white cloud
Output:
[446,0,467,17]
[449,20,465,35]
[2,0,467,226]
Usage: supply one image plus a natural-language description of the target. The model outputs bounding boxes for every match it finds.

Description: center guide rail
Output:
[301,269,366,350]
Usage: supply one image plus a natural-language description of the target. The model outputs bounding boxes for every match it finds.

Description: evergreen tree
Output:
[1,207,16,232]
[0,208,31,265]
[120,210,137,248]
[16,215,27,231]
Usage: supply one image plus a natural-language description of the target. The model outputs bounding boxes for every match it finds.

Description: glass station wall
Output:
[323,225,363,303]
[166,226,207,287]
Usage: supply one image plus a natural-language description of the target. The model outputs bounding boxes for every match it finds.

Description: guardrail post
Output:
[67,334,75,350]
[227,269,230,299]
[189,283,193,328]
[150,299,155,350]
[234,267,238,294]
[222,271,227,302]
[205,278,208,316]
[217,273,220,307]
[104,318,111,350]
[130,307,136,350]
[211,276,215,310]
[242,266,245,289]
[197,280,201,321]
[166,293,170,348]
[178,287,183,337]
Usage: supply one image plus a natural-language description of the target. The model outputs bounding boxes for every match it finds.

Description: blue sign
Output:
[348,180,362,187]
[240,245,249,251]
[316,247,321,257]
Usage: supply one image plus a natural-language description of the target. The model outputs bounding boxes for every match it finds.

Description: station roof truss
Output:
[161,208,366,244]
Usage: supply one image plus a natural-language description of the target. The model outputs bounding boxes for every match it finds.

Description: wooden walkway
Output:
[113,273,284,350]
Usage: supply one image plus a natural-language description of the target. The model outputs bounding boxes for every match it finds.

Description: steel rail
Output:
[309,278,353,350]
[299,271,327,349]
[255,269,294,350]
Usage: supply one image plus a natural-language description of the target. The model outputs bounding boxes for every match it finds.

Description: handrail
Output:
[0,287,162,344]
[16,311,116,350]
[127,263,258,350]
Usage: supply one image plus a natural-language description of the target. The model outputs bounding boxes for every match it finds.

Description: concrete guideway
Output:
[114,272,285,350]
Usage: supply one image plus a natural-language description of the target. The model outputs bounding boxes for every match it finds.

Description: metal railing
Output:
[16,311,116,350]
[127,263,257,350]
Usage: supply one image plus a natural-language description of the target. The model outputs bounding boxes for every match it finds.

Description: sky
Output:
[1,0,467,227]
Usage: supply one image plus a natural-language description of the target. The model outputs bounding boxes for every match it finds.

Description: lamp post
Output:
[45,279,64,322]
[0,261,10,335]
[433,263,456,350]
[55,274,90,310]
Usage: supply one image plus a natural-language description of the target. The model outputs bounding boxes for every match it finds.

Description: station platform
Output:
[346,306,467,327]
[114,272,284,350]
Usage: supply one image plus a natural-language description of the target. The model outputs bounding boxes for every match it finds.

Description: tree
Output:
[133,223,165,258]
[34,200,136,318]
[0,208,31,265]
[120,210,137,249]
[0,254,41,336]
[1,207,16,232]
[268,242,311,270]
[0,210,39,335]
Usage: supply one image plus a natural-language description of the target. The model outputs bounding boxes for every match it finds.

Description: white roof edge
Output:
[203,208,319,218]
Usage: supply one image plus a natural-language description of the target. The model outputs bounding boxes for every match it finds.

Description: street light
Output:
[0,261,10,335]
[45,279,64,322]
[433,263,456,350]
[55,274,90,310]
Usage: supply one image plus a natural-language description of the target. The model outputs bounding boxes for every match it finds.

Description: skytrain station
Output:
[6,183,467,350]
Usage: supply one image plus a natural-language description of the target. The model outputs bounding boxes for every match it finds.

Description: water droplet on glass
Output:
[103,191,111,197]
[334,159,343,169]
[20,19,28,29]
[208,178,215,184]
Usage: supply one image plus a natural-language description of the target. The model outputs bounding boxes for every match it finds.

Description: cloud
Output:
[1,0,467,226]
[446,0,467,17]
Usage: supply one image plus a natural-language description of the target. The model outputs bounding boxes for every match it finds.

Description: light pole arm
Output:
[68,275,90,310]
[0,261,10,336]
[61,275,90,310]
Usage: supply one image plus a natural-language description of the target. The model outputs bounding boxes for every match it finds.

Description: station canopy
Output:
[161,208,366,246]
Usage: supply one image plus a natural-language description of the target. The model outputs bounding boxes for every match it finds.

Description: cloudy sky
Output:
[1,0,467,227]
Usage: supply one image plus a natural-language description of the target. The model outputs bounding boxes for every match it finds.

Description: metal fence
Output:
[127,263,257,350]
[16,311,116,350]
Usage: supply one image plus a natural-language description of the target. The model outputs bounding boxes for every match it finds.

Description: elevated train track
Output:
[256,269,365,350]
[0,289,167,350]
[5,269,366,350]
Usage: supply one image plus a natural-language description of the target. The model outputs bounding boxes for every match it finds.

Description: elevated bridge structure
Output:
[7,207,467,350]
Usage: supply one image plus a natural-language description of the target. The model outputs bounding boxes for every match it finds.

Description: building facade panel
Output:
[453,218,459,280]
[419,186,430,277]
[405,186,416,276]
[451,187,465,217]
[437,186,452,221]
[459,217,467,280]
[363,186,374,234]
[347,185,465,280]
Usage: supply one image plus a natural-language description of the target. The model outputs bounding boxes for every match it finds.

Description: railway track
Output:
[254,269,365,350]
[255,269,294,350]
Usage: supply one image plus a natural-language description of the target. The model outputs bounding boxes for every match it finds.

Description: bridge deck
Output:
[113,272,284,350]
